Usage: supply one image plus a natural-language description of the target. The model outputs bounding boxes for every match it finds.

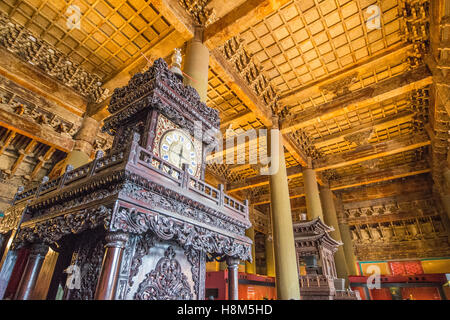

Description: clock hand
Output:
[178,145,184,167]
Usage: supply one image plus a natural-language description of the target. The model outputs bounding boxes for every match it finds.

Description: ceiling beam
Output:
[253,163,431,204]
[0,108,74,152]
[313,111,416,148]
[280,65,433,134]
[313,133,430,171]
[252,186,305,205]
[209,49,273,126]
[279,43,413,106]
[0,47,86,117]
[227,164,303,193]
[227,133,430,192]
[330,164,431,191]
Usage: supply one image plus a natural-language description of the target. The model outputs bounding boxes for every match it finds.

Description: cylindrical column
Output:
[319,185,349,280]
[65,116,99,169]
[268,119,300,300]
[245,226,256,274]
[14,243,48,300]
[334,194,359,275]
[226,256,239,300]
[338,223,358,275]
[265,234,275,277]
[94,232,129,300]
[303,164,324,220]
[183,27,209,102]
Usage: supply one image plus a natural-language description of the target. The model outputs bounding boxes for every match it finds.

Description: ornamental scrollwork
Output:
[110,207,252,261]
[13,205,112,249]
[134,246,193,300]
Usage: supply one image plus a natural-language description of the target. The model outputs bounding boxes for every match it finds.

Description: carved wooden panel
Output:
[124,236,205,300]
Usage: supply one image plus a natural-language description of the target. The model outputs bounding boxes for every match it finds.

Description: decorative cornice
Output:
[110,208,252,261]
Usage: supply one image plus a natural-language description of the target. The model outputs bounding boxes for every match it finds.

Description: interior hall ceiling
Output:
[0,0,175,82]
[0,1,443,220]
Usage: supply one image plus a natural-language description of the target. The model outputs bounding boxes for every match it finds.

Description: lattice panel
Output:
[240,0,404,96]
[0,0,173,80]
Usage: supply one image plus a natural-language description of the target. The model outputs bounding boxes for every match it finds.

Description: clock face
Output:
[159,129,198,175]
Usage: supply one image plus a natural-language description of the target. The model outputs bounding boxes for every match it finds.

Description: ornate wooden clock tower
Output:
[1,55,252,300]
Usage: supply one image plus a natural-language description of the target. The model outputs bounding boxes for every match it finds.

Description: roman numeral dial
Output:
[159,129,198,175]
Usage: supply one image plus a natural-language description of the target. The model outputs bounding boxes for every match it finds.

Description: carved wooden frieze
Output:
[0,201,26,234]
[178,0,217,27]
[0,12,107,103]
[110,207,251,261]
[65,230,106,300]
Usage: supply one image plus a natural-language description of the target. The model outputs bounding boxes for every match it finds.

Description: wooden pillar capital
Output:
[14,243,49,300]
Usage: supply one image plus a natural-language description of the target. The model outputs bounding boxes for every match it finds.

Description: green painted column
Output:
[268,117,300,300]
[319,184,349,281]
[334,194,359,275]
[338,222,359,276]
[303,162,324,220]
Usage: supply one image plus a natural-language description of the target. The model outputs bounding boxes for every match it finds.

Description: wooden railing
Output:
[14,137,248,220]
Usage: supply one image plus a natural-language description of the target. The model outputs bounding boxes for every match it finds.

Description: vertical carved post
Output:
[226,256,239,300]
[218,184,224,206]
[14,243,49,300]
[94,232,129,300]
[128,132,141,165]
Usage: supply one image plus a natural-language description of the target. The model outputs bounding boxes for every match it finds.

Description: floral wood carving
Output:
[134,246,193,300]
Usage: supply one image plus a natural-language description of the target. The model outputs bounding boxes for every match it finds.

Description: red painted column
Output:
[226,256,239,300]
[94,232,128,300]
[14,243,48,300]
